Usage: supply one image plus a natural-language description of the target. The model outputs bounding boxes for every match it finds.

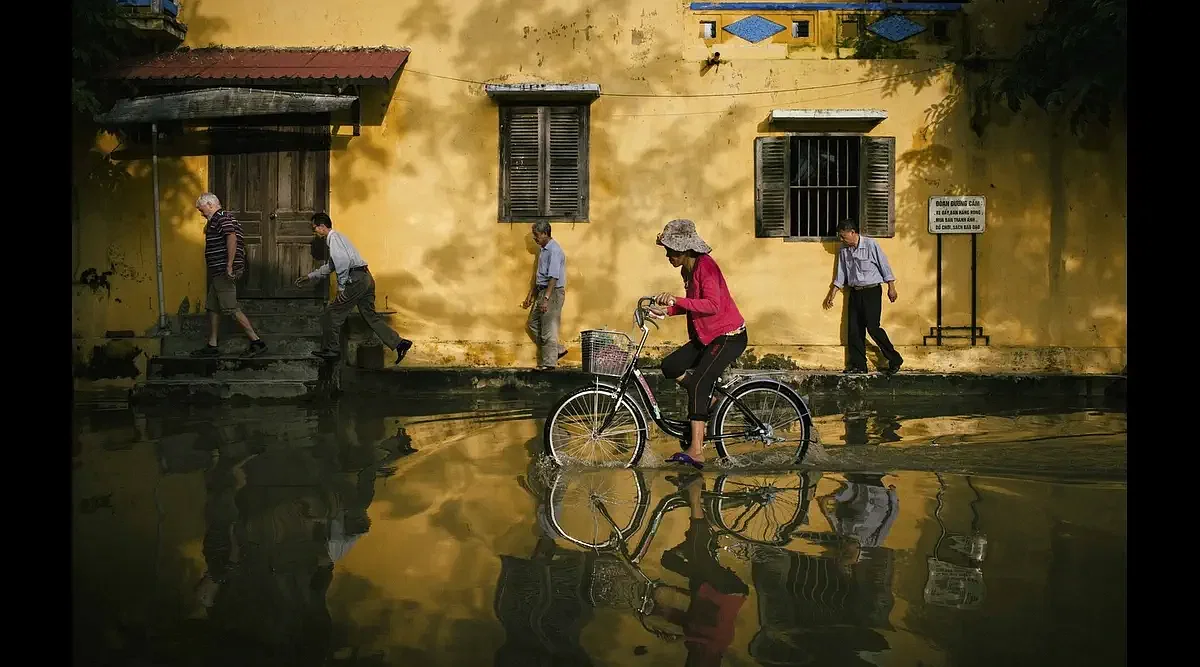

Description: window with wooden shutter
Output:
[859,136,895,238]
[499,105,589,222]
[754,133,895,239]
[755,136,790,238]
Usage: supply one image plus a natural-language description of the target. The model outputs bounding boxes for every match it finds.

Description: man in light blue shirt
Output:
[822,219,903,374]
[295,213,413,365]
[522,221,568,370]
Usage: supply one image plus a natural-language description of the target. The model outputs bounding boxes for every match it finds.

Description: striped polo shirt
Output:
[204,209,246,277]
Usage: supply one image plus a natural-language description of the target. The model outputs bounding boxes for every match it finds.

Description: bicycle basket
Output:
[580,329,635,377]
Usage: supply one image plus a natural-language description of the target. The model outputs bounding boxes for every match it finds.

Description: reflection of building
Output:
[493,550,597,667]
[749,548,896,666]
[195,409,390,666]
[749,473,899,666]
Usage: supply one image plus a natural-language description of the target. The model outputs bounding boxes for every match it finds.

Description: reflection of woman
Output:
[649,473,749,666]
[648,219,748,470]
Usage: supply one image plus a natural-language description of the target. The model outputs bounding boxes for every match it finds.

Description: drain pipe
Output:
[151,122,168,335]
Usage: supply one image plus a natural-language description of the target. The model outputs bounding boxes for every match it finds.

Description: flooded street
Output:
[72,392,1126,667]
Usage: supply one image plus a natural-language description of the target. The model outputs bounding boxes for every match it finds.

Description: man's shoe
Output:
[190,345,220,357]
[394,339,413,365]
[240,340,268,358]
[843,367,869,375]
[884,358,904,375]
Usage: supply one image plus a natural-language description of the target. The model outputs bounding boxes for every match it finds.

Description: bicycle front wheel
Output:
[544,386,649,467]
[547,468,650,549]
[712,380,813,465]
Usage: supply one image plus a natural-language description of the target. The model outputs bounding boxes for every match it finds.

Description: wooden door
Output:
[209,125,330,299]
[270,126,329,298]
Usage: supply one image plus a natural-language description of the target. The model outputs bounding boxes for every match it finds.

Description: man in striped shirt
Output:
[191,193,267,358]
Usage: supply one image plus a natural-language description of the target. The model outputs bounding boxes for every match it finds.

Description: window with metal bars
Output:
[754,134,896,240]
[498,105,590,222]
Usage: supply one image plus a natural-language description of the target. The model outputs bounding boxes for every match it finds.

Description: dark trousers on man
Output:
[321,268,404,355]
[846,284,902,371]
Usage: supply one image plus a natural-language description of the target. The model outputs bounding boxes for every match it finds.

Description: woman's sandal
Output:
[665,451,704,470]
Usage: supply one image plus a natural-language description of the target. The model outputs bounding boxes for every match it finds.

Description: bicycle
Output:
[543,296,816,468]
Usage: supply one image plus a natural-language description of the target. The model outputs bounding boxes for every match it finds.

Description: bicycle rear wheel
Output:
[544,386,649,467]
[711,471,815,546]
[711,380,813,465]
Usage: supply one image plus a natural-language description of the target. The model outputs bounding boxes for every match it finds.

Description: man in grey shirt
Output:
[294,213,413,365]
[522,221,568,370]
[822,219,903,374]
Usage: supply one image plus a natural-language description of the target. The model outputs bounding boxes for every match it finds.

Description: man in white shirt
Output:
[295,213,413,364]
[522,221,569,370]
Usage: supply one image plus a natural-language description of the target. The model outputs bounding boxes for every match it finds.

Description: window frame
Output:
[754,132,896,241]
[496,103,591,223]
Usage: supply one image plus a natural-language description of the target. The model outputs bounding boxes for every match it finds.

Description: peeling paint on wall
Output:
[78,267,115,296]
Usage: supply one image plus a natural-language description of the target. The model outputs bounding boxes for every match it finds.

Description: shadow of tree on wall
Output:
[843,0,1126,352]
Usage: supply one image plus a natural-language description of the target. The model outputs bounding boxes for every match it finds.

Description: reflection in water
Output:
[923,474,988,612]
[499,467,910,666]
[125,408,414,666]
[72,399,1126,667]
[749,473,900,666]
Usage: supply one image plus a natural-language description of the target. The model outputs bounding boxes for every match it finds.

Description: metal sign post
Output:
[924,195,989,346]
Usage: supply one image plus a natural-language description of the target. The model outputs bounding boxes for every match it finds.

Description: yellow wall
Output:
[72,0,1126,375]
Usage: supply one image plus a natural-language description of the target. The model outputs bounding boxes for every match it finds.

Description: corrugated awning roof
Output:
[95,87,358,125]
[110,47,410,85]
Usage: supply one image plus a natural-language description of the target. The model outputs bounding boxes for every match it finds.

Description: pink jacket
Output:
[666,254,746,345]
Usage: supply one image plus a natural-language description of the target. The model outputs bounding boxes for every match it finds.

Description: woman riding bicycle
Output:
[648,219,748,470]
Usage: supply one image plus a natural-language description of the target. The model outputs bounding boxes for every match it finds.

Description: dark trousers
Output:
[661,330,748,421]
[846,285,902,370]
[321,270,404,354]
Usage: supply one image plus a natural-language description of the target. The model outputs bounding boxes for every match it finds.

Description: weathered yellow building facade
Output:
[72,0,1127,387]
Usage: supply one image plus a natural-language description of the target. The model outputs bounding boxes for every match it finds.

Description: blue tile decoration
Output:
[866,15,926,42]
[723,15,787,43]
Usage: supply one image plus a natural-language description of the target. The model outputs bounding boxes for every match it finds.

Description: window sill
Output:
[783,236,839,243]
[500,217,590,224]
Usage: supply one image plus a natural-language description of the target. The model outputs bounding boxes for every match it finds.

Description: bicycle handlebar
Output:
[635,296,660,331]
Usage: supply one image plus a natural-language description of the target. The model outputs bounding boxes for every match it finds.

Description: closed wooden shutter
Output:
[860,136,895,238]
[501,107,542,219]
[547,106,587,218]
[755,136,791,238]
[500,105,589,221]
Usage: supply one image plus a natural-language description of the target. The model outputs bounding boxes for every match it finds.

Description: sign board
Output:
[928,195,986,234]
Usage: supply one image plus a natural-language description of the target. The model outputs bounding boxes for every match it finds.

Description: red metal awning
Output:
[110,47,410,85]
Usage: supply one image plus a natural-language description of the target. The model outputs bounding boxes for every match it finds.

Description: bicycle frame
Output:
[594,298,775,443]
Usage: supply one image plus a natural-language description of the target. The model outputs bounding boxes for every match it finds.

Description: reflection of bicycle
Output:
[544,467,819,551]
[543,297,815,467]
[538,468,819,640]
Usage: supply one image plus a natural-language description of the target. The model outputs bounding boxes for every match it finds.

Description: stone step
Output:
[160,333,324,357]
[147,354,327,381]
[235,298,326,315]
[179,312,323,336]
[133,378,318,403]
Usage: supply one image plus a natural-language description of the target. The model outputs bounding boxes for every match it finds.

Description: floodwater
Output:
[72,390,1126,667]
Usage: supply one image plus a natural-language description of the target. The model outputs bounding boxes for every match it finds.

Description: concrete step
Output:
[148,354,327,381]
[160,333,323,357]
[133,378,319,403]
[179,312,323,336]
[340,367,1129,400]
